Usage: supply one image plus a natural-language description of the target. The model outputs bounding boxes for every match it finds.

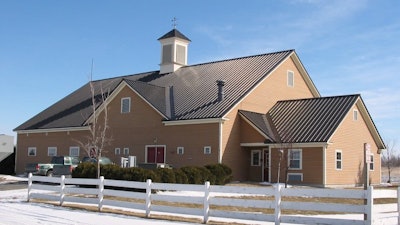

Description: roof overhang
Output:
[238,111,275,142]
[241,142,330,148]
[163,117,229,126]
[15,126,90,134]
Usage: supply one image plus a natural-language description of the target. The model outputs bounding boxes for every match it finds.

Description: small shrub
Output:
[156,168,176,183]
[72,162,96,178]
[180,166,215,184]
[205,164,233,185]
[173,168,188,184]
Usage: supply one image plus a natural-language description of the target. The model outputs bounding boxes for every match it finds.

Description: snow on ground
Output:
[0,175,398,225]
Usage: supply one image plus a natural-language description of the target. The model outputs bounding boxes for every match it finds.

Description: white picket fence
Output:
[27,174,400,225]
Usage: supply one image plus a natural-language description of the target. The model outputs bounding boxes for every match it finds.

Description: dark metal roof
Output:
[238,110,278,142]
[158,29,191,42]
[14,50,296,131]
[268,95,360,143]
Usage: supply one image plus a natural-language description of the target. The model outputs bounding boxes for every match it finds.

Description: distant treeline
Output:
[381,156,400,167]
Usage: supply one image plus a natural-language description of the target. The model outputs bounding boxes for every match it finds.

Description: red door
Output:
[147,146,165,163]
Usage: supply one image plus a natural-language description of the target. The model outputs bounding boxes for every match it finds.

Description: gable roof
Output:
[240,95,385,149]
[15,50,319,131]
[269,95,359,143]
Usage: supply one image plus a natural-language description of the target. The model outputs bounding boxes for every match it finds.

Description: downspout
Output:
[323,146,326,187]
[218,120,223,163]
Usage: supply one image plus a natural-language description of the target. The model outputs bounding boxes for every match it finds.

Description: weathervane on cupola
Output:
[158,17,191,74]
[172,17,177,29]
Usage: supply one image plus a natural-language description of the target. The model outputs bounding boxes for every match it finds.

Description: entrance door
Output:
[147,146,165,163]
[263,148,270,182]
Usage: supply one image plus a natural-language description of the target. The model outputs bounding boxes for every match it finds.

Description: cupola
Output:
[158,28,191,74]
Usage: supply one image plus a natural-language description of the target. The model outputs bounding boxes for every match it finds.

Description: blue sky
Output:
[1,0,399,143]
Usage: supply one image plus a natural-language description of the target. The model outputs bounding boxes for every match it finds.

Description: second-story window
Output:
[287,70,294,87]
[121,97,131,113]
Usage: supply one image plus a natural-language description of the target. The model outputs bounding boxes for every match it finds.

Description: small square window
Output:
[177,147,184,155]
[123,148,129,155]
[48,147,57,156]
[287,173,303,182]
[69,146,80,157]
[287,70,294,87]
[28,147,36,156]
[115,148,121,155]
[121,97,131,113]
[204,146,211,155]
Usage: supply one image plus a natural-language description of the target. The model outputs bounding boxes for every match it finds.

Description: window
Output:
[335,150,342,170]
[287,173,303,182]
[177,147,184,155]
[48,147,57,156]
[204,146,211,155]
[370,154,374,171]
[251,150,261,166]
[28,147,36,156]
[115,148,121,155]
[353,109,358,121]
[288,149,302,169]
[123,147,129,155]
[69,146,80,157]
[121,97,131,113]
[287,70,294,87]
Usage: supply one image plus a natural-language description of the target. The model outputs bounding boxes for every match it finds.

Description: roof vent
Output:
[216,80,225,101]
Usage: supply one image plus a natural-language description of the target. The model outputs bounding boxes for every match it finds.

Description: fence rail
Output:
[27,174,400,225]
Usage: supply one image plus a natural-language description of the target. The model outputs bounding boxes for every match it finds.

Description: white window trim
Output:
[28,147,37,156]
[123,147,130,155]
[251,150,261,166]
[48,147,57,156]
[115,148,121,155]
[335,150,342,170]
[353,109,358,121]
[369,154,374,171]
[177,147,184,155]
[121,97,131,113]
[287,173,303,182]
[287,70,294,87]
[204,146,212,155]
[288,149,302,170]
[69,146,80,157]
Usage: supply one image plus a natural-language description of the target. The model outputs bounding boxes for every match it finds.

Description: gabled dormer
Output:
[158,29,191,74]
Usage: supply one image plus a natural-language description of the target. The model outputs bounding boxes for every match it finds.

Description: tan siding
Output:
[240,120,266,143]
[326,103,381,186]
[221,109,249,181]
[16,85,220,174]
[237,58,315,114]
[268,147,323,185]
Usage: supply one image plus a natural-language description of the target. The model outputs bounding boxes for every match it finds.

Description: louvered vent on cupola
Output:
[158,28,191,74]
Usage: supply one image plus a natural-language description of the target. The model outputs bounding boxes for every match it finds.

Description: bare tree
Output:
[382,139,398,183]
[76,65,112,179]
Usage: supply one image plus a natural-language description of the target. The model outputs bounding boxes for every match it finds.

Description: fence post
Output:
[60,175,65,206]
[274,183,282,225]
[203,181,210,224]
[98,176,104,212]
[397,186,400,225]
[145,179,152,218]
[365,186,373,225]
[27,173,32,202]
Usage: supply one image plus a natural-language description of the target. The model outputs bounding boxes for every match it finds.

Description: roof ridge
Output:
[186,49,295,68]
[276,94,360,104]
